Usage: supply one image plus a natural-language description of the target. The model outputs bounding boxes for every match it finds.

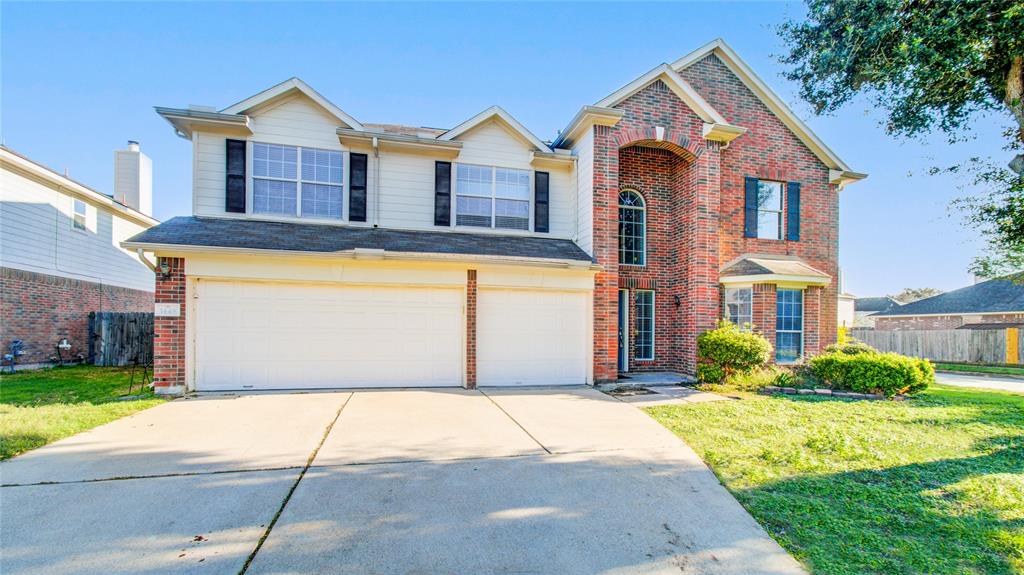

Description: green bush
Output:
[823,339,878,355]
[696,321,772,384]
[808,351,934,397]
[728,366,787,391]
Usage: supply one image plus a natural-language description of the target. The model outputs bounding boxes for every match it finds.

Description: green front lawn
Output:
[647,385,1024,575]
[935,363,1024,377]
[0,365,166,460]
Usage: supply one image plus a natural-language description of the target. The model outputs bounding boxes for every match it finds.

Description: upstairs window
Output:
[72,199,88,231]
[757,181,784,239]
[618,190,646,266]
[252,142,343,219]
[455,164,530,230]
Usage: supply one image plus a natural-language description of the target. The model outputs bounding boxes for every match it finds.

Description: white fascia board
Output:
[1,147,159,228]
[155,107,253,139]
[719,273,832,287]
[595,64,727,125]
[551,106,624,148]
[829,169,869,188]
[702,122,748,143]
[338,128,463,157]
[122,241,600,270]
[672,39,862,179]
[438,106,552,153]
[221,77,364,130]
[873,311,1023,319]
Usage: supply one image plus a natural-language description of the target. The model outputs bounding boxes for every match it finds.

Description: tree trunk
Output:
[1007,56,1024,175]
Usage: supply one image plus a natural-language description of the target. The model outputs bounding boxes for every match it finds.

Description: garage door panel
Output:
[478,289,589,386]
[195,281,463,390]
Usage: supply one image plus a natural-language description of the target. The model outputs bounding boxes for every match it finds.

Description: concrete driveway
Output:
[1,387,804,575]
[936,371,1024,394]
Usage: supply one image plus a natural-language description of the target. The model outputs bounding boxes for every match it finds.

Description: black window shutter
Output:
[534,171,549,233]
[434,161,451,226]
[225,139,246,213]
[743,176,759,238]
[786,181,801,241]
[349,153,368,222]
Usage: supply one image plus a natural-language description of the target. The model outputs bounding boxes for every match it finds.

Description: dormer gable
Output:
[222,77,363,131]
[440,106,552,153]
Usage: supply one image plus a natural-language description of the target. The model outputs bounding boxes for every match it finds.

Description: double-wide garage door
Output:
[194,280,588,391]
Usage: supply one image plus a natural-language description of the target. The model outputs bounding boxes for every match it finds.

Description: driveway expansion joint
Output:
[0,465,306,488]
[478,388,553,454]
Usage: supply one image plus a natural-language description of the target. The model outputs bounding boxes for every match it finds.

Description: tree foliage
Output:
[780,0,1024,275]
[889,287,944,303]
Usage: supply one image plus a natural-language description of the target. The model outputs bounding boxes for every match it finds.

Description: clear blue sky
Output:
[3,2,1010,296]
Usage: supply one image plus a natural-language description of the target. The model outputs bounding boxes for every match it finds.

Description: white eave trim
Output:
[702,122,748,143]
[1,147,159,228]
[873,310,1024,319]
[595,64,727,125]
[155,107,253,139]
[552,106,624,148]
[830,169,868,188]
[438,106,552,153]
[220,77,364,130]
[338,128,463,156]
[122,241,600,271]
[672,39,863,181]
[720,273,832,287]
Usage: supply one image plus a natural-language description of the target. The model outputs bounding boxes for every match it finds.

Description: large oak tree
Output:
[780,0,1024,276]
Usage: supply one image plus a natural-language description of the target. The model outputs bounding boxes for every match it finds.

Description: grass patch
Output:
[936,363,1024,377]
[646,385,1024,574]
[0,365,165,460]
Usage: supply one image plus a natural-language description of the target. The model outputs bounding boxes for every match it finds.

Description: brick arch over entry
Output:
[614,127,704,160]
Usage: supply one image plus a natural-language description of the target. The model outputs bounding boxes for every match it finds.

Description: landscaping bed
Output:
[0,365,166,460]
[646,385,1024,574]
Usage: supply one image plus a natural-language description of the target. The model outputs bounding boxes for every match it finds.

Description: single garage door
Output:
[194,280,463,390]
[477,289,589,386]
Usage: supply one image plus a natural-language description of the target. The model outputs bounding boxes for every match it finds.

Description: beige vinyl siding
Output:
[572,128,594,254]
[0,165,154,292]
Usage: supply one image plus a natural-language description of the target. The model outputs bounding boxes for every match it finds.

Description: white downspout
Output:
[135,248,157,272]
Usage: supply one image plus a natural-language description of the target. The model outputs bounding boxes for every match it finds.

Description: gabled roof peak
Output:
[221,77,363,130]
[438,106,552,153]
[595,63,727,126]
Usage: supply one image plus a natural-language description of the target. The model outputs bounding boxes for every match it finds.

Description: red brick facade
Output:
[0,266,152,365]
[874,313,1024,331]
[594,54,839,380]
[466,269,478,389]
[153,257,186,392]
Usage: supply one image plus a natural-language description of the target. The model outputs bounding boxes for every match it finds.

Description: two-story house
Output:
[1,144,159,365]
[128,39,864,395]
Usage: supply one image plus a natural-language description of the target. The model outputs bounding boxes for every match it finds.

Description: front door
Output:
[618,289,628,372]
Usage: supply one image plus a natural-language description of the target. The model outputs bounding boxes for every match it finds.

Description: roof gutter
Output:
[122,241,601,271]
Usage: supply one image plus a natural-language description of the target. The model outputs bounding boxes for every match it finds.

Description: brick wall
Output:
[875,313,1024,331]
[153,257,186,393]
[0,266,152,365]
[466,269,477,389]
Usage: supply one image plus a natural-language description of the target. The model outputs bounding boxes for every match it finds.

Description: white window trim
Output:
[635,289,655,361]
[724,287,753,328]
[453,163,533,232]
[775,288,804,364]
[246,141,348,222]
[756,180,785,241]
[71,198,89,232]
[618,189,647,267]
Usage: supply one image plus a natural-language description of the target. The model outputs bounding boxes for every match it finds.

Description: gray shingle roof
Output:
[855,296,902,313]
[124,216,594,263]
[874,275,1024,316]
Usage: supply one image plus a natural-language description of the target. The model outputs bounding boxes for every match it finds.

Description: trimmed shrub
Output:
[728,366,787,391]
[809,351,934,397]
[696,321,772,384]
[823,339,878,356]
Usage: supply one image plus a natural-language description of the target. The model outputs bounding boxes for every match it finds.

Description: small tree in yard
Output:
[696,321,772,384]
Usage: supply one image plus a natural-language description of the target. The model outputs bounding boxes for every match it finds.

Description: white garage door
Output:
[477,289,589,386]
[195,280,463,391]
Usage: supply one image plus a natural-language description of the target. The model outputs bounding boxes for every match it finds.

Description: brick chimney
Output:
[114,140,152,216]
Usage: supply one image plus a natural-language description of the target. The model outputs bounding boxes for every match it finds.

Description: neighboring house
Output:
[1,144,159,365]
[127,38,864,395]
[854,296,902,328]
[838,292,856,328]
[873,276,1024,330]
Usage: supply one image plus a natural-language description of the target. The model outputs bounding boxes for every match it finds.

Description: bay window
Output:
[455,164,531,230]
[724,287,753,328]
[776,288,804,362]
[252,142,343,219]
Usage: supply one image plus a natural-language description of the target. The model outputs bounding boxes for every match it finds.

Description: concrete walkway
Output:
[1,387,805,575]
[936,371,1024,394]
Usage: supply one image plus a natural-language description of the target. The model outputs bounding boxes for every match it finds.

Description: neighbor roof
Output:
[719,254,831,286]
[855,296,902,314]
[123,217,593,264]
[874,275,1024,317]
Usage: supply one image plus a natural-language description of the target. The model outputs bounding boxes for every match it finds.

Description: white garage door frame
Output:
[189,277,467,391]
[476,287,593,386]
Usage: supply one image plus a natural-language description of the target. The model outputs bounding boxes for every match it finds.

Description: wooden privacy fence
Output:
[88,312,153,366]
[850,328,1020,365]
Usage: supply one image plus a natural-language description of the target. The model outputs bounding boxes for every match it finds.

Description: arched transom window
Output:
[618,190,646,265]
